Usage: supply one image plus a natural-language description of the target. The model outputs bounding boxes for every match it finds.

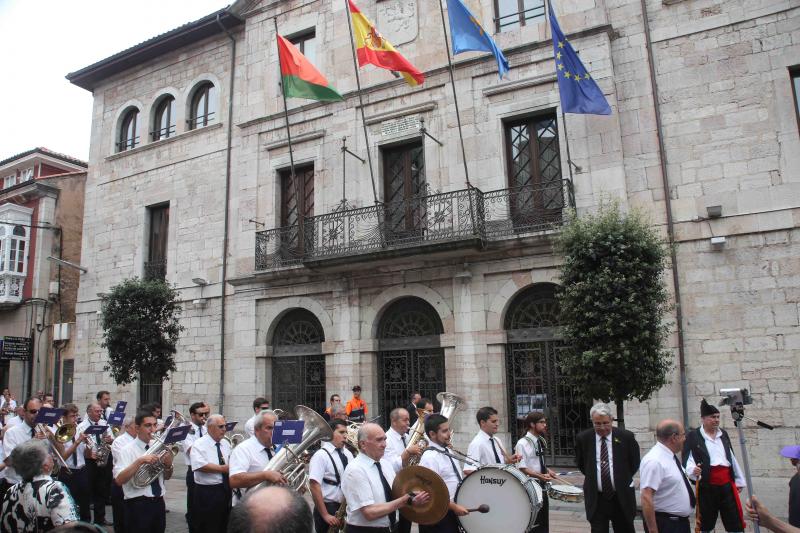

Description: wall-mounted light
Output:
[192,278,208,286]
[710,236,726,250]
[706,205,722,218]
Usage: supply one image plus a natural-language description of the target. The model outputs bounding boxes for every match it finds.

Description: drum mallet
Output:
[465,505,490,514]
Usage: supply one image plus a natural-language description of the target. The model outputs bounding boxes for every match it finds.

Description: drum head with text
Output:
[455,465,542,533]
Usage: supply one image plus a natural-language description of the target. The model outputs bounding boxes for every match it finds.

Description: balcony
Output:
[255,179,574,271]
[143,260,167,281]
[0,273,25,306]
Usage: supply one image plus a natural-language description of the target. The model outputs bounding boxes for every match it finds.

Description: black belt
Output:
[655,512,689,520]
[126,495,164,502]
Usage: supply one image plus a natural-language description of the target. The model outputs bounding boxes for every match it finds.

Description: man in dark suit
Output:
[575,402,641,533]
[407,392,422,427]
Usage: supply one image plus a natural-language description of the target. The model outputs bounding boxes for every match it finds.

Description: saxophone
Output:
[328,499,348,533]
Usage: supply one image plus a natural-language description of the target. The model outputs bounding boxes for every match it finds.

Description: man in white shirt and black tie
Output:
[384,407,423,533]
[182,401,209,532]
[419,414,469,533]
[79,401,113,526]
[110,415,136,533]
[114,410,174,533]
[641,420,696,533]
[465,406,521,475]
[56,403,91,521]
[341,422,431,533]
[2,398,45,491]
[516,411,558,533]
[229,410,287,504]
[190,413,232,533]
[309,418,355,532]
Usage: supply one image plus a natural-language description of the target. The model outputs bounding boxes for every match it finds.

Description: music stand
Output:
[163,425,191,444]
[34,407,64,426]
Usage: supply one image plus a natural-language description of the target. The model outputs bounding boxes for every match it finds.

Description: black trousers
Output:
[643,513,690,533]
[698,483,744,532]
[186,467,196,532]
[419,510,461,533]
[398,515,412,533]
[87,458,109,522]
[59,467,91,522]
[124,496,166,533]
[533,489,549,533]
[111,483,125,532]
[345,526,390,533]
[589,494,636,533]
[313,500,341,533]
[191,483,232,533]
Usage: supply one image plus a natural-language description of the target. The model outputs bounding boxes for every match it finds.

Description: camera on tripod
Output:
[719,387,752,407]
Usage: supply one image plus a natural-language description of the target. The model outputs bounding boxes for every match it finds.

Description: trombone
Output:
[37,421,75,476]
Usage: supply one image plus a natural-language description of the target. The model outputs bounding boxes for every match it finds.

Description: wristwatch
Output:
[406,492,415,506]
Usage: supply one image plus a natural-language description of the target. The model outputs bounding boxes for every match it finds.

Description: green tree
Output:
[557,203,672,428]
[101,278,185,386]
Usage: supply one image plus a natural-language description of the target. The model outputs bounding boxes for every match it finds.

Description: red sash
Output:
[709,466,744,528]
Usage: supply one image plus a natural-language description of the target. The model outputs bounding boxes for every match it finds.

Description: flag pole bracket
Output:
[419,118,443,147]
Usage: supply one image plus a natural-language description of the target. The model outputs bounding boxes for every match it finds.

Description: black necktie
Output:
[336,448,349,469]
[447,453,462,481]
[264,447,273,460]
[30,427,35,438]
[600,437,614,498]
[144,445,162,497]
[375,462,396,529]
[199,426,203,437]
[216,442,226,465]
[537,438,546,474]
[401,434,407,447]
[674,455,696,507]
[101,411,106,421]
[490,438,501,463]
[71,438,78,467]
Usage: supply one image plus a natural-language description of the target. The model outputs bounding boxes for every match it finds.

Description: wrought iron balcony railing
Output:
[143,260,167,281]
[254,179,574,271]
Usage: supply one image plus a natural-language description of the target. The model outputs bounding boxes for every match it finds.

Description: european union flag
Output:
[549,5,611,115]
[446,0,509,79]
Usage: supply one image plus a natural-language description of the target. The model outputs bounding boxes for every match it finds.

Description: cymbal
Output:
[391,465,449,525]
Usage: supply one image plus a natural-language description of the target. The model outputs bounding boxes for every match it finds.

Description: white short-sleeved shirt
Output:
[640,442,694,517]
[0,398,17,411]
[515,432,546,475]
[228,436,275,501]
[4,416,22,430]
[465,430,506,473]
[111,432,135,463]
[419,442,462,500]
[63,433,87,470]
[182,422,205,463]
[309,441,354,503]
[341,453,397,527]
[3,422,37,483]
[244,414,258,438]
[76,418,111,446]
[113,437,166,499]
[384,427,407,471]
[191,435,231,486]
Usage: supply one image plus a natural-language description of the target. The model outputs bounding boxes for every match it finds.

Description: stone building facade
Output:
[67,0,798,511]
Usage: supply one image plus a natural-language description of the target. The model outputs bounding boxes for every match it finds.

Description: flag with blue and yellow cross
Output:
[549,3,612,115]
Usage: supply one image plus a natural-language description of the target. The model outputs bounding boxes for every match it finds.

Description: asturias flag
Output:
[549,4,611,115]
[277,35,343,102]
[348,0,424,87]
[446,0,509,79]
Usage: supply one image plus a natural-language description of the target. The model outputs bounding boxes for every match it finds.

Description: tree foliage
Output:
[556,203,672,427]
[101,278,185,386]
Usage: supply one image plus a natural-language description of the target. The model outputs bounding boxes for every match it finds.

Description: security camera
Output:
[719,387,752,406]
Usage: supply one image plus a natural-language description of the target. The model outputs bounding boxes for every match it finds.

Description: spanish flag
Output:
[348,0,424,87]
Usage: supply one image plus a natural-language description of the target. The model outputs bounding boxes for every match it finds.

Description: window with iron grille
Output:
[117,108,140,152]
[279,164,314,257]
[189,82,218,130]
[382,140,426,242]
[494,0,545,33]
[145,204,169,281]
[271,309,326,415]
[152,96,176,141]
[791,67,800,134]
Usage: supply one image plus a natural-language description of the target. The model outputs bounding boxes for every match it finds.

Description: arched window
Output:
[189,82,217,129]
[117,108,139,152]
[271,309,326,414]
[9,226,27,274]
[152,96,176,141]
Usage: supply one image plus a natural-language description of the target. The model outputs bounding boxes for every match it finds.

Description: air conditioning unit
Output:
[49,281,60,297]
[52,323,71,341]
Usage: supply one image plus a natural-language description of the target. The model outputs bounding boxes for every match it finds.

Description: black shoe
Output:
[94,520,113,526]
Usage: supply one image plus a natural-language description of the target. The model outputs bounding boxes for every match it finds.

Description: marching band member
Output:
[111,415,136,533]
[114,409,173,533]
[345,385,368,423]
[683,399,746,533]
[309,418,354,533]
[516,411,558,533]
[341,422,431,533]
[464,406,520,475]
[229,410,287,503]
[2,398,45,491]
[190,413,232,533]
[78,401,113,526]
[641,420,696,533]
[97,390,113,421]
[384,407,421,533]
[183,401,210,532]
[418,414,469,533]
[244,397,270,438]
[56,403,92,521]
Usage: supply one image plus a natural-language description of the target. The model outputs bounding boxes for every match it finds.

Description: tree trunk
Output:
[616,399,625,429]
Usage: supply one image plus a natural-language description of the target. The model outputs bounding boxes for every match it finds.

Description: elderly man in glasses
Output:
[2,398,46,494]
[183,401,210,533]
[189,413,231,533]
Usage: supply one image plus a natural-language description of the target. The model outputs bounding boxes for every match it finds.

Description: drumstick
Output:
[466,505,490,513]
[551,476,578,488]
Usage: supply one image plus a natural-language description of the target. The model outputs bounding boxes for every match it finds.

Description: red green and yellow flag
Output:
[277,35,343,102]
[347,0,424,87]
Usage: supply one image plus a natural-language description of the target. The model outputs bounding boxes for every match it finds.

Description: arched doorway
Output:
[377,297,445,422]
[504,283,590,464]
[271,309,326,414]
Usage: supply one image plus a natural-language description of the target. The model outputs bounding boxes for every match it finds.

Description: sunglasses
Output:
[27,409,39,414]
[196,412,210,417]
[213,424,226,429]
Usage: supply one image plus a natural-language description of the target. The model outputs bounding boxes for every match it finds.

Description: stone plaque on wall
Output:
[377,0,418,46]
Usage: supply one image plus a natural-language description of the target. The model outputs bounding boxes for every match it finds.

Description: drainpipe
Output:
[639,0,690,427]
[215,13,237,414]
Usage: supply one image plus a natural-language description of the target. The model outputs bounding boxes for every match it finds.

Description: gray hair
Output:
[389,407,408,422]
[589,402,614,419]
[656,420,682,441]
[207,414,225,425]
[253,410,277,431]
[227,485,312,532]
[10,440,49,481]
[123,415,135,428]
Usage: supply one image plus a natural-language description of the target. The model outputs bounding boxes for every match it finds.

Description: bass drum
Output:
[455,464,542,533]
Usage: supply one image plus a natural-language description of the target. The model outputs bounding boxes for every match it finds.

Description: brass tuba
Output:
[405,408,430,466]
[260,405,332,493]
[436,391,467,421]
[131,410,185,488]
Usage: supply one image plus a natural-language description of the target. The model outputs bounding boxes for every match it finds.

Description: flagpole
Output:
[436,0,471,188]
[546,0,575,188]
[273,17,302,248]
[344,0,379,206]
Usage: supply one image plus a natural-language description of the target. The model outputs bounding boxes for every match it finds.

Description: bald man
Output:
[226,485,313,532]
[640,420,696,533]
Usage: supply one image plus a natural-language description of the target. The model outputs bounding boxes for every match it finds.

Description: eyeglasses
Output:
[196,412,210,417]
[213,424,226,429]
[27,409,39,414]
